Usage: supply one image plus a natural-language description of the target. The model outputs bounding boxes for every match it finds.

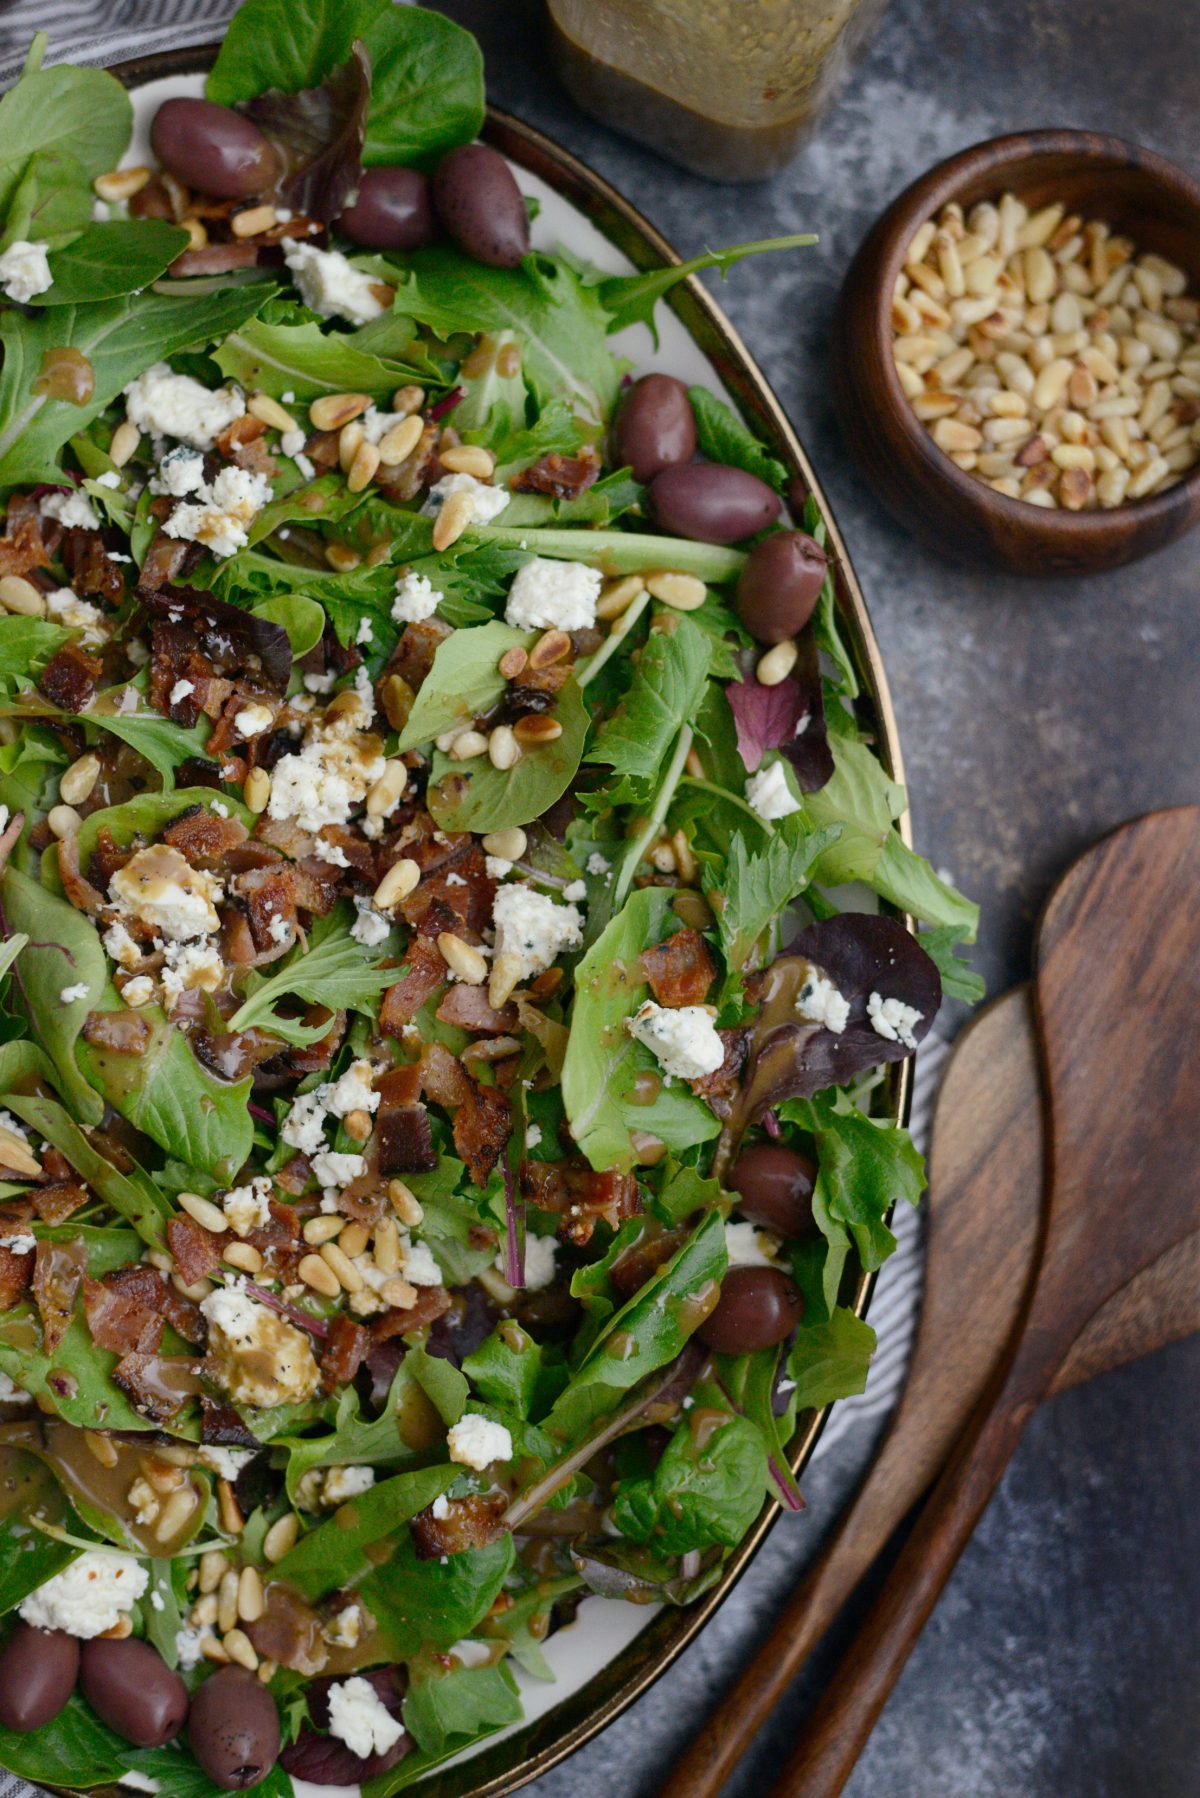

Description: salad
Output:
[0,2,980,1792]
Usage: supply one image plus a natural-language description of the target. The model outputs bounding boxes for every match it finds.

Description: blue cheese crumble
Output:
[627,1001,725,1081]
[745,760,802,822]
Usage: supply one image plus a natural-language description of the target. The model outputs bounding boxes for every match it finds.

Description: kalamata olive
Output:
[728,1144,818,1240]
[697,1266,803,1354]
[80,1636,188,1748]
[613,374,697,483]
[649,463,782,544]
[432,144,529,269]
[151,98,277,201]
[189,1665,280,1790]
[735,529,828,645]
[0,1624,79,1732]
[340,166,435,251]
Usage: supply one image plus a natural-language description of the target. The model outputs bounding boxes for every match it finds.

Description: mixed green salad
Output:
[0,2,979,1791]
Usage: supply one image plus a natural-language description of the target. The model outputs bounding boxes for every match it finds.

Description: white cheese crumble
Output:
[724,1220,781,1269]
[356,617,374,645]
[745,760,802,822]
[446,1413,513,1472]
[59,982,89,1005]
[312,1149,366,1191]
[326,1676,404,1760]
[324,1060,380,1119]
[586,851,611,875]
[322,1464,376,1506]
[391,570,443,624]
[41,488,101,533]
[431,1494,450,1520]
[562,879,587,903]
[867,991,923,1050]
[497,1230,557,1290]
[423,470,509,526]
[160,938,224,1007]
[121,975,155,1008]
[234,702,274,737]
[200,1284,320,1408]
[222,1176,273,1237]
[400,1234,442,1287]
[0,1233,35,1255]
[627,1001,725,1081]
[281,1088,328,1156]
[44,586,109,646]
[492,883,583,979]
[796,969,850,1034]
[351,899,390,947]
[505,556,602,632]
[169,679,195,706]
[103,923,140,970]
[162,465,272,560]
[174,1627,208,1671]
[196,1445,255,1482]
[485,855,512,880]
[0,1369,31,1403]
[19,1550,148,1639]
[150,446,206,497]
[449,1639,492,1668]
[284,241,384,326]
[124,362,245,449]
[0,239,52,304]
[267,726,386,836]
[109,844,222,942]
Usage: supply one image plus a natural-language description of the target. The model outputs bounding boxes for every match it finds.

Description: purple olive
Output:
[188,1665,280,1790]
[340,167,435,251]
[432,144,529,269]
[151,98,277,200]
[728,1144,818,1240]
[649,463,782,544]
[735,529,828,645]
[697,1266,803,1355]
[80,1636,188,1748]
[613,375,697,483]
[0,1624,79,1731]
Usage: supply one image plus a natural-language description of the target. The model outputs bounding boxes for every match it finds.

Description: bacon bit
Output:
[509,446,600,501]
[376,1066,423,1108]
[320,1313,369,1395]
[83,1266,165,1355]
[247,1199,305,1285]
[0,1241,33,1312]
[56,833,108,918]
[61,532,124,605]
[400,841,494,941]
[0,497,50,578]
[162,1286,205,1345]
[410,1492,507,1560]
[200,1396,261,1447]
[435,984,518,1035]
[88,827,133,891]
[215,413,279,480]
[162,805,249,868]
[168,241,276,278]
[385,618,452,695]
[640,928,717,1008]
[368,1285,451,1345]
[111,1352,202,1424]
[39,643,102,713]
[81,1011,152,1056]
[32,1179,89,1225]
[454,1080,512,1188]
[168,1214,224,1286]
[32,1240,86,1354]
[376,1105,437,1176]
[379,939,446,1035]
[140,527,200,591]
[521,1160,641,1247]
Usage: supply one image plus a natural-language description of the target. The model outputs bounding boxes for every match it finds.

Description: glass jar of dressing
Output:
[546,0,888,182]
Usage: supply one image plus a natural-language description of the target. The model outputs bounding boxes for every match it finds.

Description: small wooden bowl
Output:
[832,130,1200,576]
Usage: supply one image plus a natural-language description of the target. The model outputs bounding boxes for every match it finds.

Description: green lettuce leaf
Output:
[687,386,788,491]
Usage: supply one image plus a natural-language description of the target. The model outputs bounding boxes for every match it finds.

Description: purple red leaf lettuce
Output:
[241,43,370,223]
[726,629,832,792]
[138,580,293,690]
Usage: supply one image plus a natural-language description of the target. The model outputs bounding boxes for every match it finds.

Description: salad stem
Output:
[577,589,651,689]
[471,525,746,585]
[611,724,694,910]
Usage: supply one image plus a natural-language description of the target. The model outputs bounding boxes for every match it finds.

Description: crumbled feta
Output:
[485,855,513,880]
[314,838,351,868]
[586,851,611,875]
[267,913,291,944]
[627,1001,725,1081]
[234,703,274,737]
[312,1149,367,1190]
[109,844,222,942]
[174,1627,207,1671]
[169,679,195,706]
[222,1176,273,1238]
[284,241,384,325]
[724,1220,781,1269]
[59,982,89,1005]
[95,471,121,491]
[423,470,510,526]
[351,899,390,947]
[120,1775,160,1795]
[356,617,374,646]
[400,1234,442,1287]
[326,1676,404,1760]
[267,726,386,836]
[391,571,443,624]
[745,761,802,823]
[562,879,587,903]
[0,1233,36,1255]
[121,975,155,1008]
[124,363,244,449]
[200,1285,320,1408]
[324,1060,380,1119]
[431,1494,450,1520]
[160,937,224,1007]
[497,1230,557,1290]
[322,1464,375,1506]
[44,586,109,647]
[280,428,306,459]
[196,1445,255,1481]
[282,1088,328,1156]
[323,1603,362,1649]
[525,1122,543,1150]
[18,1550,147,1639]
[796,969,850,1034]
[150,446,206,498]
[102,922,141,970]
[41,488,101,532]
[0,1369,31,1403]
[505,556,601,632]
[446,1413,513,1472]
[0,239,52,304]
[162,465,272,560]
[492,883,583,979]
[867,991,923,1050]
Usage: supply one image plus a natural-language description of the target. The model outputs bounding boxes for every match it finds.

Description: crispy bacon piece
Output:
[379,939,446,1035]
[32,1178,88,1225]
[509,446,600,501]
[140,527,200,591]
[400,841,494,941]
[32,1240,86,1353]
[274,1009,346,1076]
[168,1215,224,1285]
[149,623,235,726]
[81,1011,152,1055]
[689,1028,750,1113]
[169,241,276,277]
[57,833,107,918]
[435,983,518,1037]
[83,1266,165,1355]
[368,1285,451,1346]
[522,1160,641,1247]
[201,1396,261,1447]
[0,1242,32,1312]
[386,618,452,695]
[162,1286,205,1345]
[247,1199,304,1284]
[162,805,249,868]
[215,413,279,480]
[639,928,716,1008]
[419,1042,471,1108]
[375,418,438,504]
[410,1492,507,1560]
[0,496,49,578]
[320,1312,369,1394]
[376,1066,423,1108]
[60,532,124,605]
[89,826,132,891]
[40,644,102,713]
[453,1080,512,1188]
[376,1104,436,1176]
[112,1352,202,1423]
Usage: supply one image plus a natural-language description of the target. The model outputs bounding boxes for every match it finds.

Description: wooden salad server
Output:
[765,805,1200,1798]
[660,973,1200,1798]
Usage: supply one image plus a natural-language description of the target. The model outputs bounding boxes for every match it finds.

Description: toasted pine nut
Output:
[190,1593,218,1627]
[439,443,496,479]
[202,1636,232,1664]
[101,1616,133,1640]
[528,629,572,672]
[513,714,563,746]
[432,487,475,551]
[373,857,420,911]
[498,645,528,679]
[392,384,425,415]
[756,640,797,686]
[319,1240,363,1292]
[671,829,698,884]
[481,827,526,860]
[644,570,706,611]
[223,1242,263,1275]
[244,767,271,814]
[199,1550,230,1595]
[263,1512,300,1563]
[463,1035,522,1063]
[0,1126,41,1178]
[374,1218,400,1273]
[649,840,677,874]
[303,1214,345,1245]
[217,1479,245,1537]
[223,1627,259,1670]
[178,1191,228,1234]
[338,1220,371,1259]
[231,204,277,238]
[445,729,485,762]
[377,413,425,465]
[109,420,141,467]
[94,166,151,201]
[488,951,523,1011]
[343,1108,373,1143]
[488,725,519,770]
[310,391,370,432]
[237,1566,264,1624]
[299,1253,341,1298]
[59,753,100,806]
[85,1431,119,1468]
[47,804,82,840]
[154,1485,196,1543]
[437,933,487,985]
[595,575,645,620]
[388,1179,424,1226]
[380,1276,419,1308]
[0,575,46,618]
[325,541,362,572]
[348,440,381,493]
[248,392,299,434]
[337,420,365,473]
[365,759,407,819]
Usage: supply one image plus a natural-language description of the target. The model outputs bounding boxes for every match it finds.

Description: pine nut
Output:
[199,1550,230,1595]
[513,714,563,746]
[319,1240,363,1292]
[338,1220,370,1259]
[94,166,151,201]
[109,420,140,467]
[649,840,677,873]
[231,205,277,238]
[202,1637,231,1664]
[756,640,798,686]
[380,1276,418,1308]
[299,1253,341,1297]
[439,444,495,478]
[102,1616,133,1640]
[488,951,523,1010]
[223,1242,263,1275]
[181,217,208,251]
[302,1214,345,1245]
[1127,455,1170,498]
[223,1627,259,1670]
[672,829,698,884]
[488,725,519,770]
[244,767,271,813]
[1017,204,1065,250]
[190,1593,218,1627]
[481,827,526,860]
[0,575,46,618]
[388,1179,424,1226]
[337,420,365,473]
[392,384,425,415]
[263,1512,299,1562]
[59,753,100,806]
[47,804,82,839]
[528,628,572,671]
[374,1218,400,1273]
[178,1191,228,1234]
[373,857,420,910]
[437,933,487,984]
[432,488,475,551]
[0,1127,40,1178]
[931,418,982,452]
[154,1485,196,1543]
[596,575,644,620]
[248,392,299,435]
[448,729,488,761]
[237,1565,264,1624]
[498,645,528,679]
[347,440,381,492]
[325,541,361,572]
[377,414,425,465]
[85,1431,119,1468]
[310,392,370,432]
[645,570,706,610]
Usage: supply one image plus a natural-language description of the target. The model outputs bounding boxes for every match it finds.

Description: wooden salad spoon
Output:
[766,805,1200,1797]
[660,976,1200,1798]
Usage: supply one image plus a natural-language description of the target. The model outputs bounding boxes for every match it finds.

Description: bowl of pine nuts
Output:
[831,129,1200,575]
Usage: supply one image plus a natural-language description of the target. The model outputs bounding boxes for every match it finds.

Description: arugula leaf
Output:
[401,1654,522,1760]
[279,1360,413,1501]
[0,616,69,695]
[454,327,528,445]
[463,1321,569,1421]
[41,221,189,306]
[612,1381,767,1554]
[585,615,712,804]
[2,865,106,1123]
[142,1559,187,1669]
[786,1306,877,1411]
[1,149,92,254]
[702,815,841,970]
[0,284,272,487]
[428,675,588,835]
[0,1298,166,1437]
[406,1343,469,1427]
[687,386,789,491]
[562,888,721,1171]
[919,923,987,1004]
[0,725,65,848]
[213,311,428,403]
[0,1452,78,1614]
[395,620,530,752]
[597,235,817,339]
[228,910,397,1039]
